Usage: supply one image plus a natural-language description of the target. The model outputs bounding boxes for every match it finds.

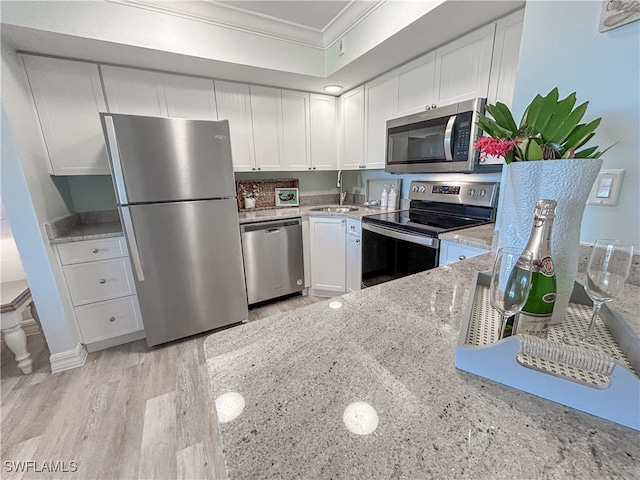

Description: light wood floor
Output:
[1,294,324,480]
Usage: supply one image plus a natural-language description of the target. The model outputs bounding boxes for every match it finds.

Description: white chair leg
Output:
[3,323,33,374]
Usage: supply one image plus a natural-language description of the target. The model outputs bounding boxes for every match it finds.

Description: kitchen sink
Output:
[309,206,359,213]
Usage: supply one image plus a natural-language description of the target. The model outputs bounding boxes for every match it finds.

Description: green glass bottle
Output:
[514,199,557,339]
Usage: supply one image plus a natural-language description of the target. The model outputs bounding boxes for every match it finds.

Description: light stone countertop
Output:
[204,253,640,480]
[439,223,496,250]
[237,204,392,224]
[44,211,123,244]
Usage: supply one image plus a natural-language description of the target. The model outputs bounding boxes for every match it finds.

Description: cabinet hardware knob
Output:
[109,316,116,322]
[313,167,316,170]
[458,255,466,261]
[356,239,360,243]
[432,104,437,109]
[425,105,430,110]
[341,220,345,224]
[350,225,355,229]
[92,248,99,253]
[99,279,106,284]
[252,168,256,171]
[308,167,312,170]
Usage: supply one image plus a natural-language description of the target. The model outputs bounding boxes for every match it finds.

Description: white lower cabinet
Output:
[74,296,143,344]
[309,216,347,295]
[346,219,362,292]
[56,237,144,351]
[439,240,488,266]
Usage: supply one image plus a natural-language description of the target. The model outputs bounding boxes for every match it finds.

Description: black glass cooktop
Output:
[363,209,488,236]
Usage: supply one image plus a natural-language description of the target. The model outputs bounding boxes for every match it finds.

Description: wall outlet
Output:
[587,169,625,206]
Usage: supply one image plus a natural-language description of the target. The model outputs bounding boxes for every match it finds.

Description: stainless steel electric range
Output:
[361,180,499,287]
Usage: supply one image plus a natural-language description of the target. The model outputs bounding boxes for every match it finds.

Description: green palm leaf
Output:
[544,93,577,140]
[548,101,589,144]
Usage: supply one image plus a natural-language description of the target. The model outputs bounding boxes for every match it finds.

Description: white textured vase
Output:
[497,158,603,324]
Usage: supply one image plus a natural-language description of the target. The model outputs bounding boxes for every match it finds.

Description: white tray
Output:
[456,271,640,431]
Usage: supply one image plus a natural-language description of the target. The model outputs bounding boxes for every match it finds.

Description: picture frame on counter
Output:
[275,188,299,207]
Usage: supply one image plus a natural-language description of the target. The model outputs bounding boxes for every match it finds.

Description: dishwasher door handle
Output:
[265,228,281,234]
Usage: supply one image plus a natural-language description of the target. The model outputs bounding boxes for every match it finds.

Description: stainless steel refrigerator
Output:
[100,113,248,346]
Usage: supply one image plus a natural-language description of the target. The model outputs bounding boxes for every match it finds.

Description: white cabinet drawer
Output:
[439,240,488,266]
[75,295,143,344]
[63,257,136,306]
[57,237,127,265]
[346,218,361,237]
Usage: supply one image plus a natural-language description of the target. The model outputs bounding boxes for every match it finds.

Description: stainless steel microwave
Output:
[385,98,501,174]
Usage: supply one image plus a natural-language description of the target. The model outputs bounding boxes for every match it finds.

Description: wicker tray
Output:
[456,271,640,431]
[236,178,299,211]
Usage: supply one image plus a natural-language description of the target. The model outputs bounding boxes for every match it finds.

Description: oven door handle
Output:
[362,223,439,248]
[443,115,456,161]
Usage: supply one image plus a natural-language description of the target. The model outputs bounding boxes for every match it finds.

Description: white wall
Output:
[1,44,81,355]
[512,1,639,247]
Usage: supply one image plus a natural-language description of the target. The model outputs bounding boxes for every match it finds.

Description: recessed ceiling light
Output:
[324,85,343,93]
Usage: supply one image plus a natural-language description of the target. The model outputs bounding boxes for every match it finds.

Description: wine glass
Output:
[564,239,634,348]
[490,247,533,339]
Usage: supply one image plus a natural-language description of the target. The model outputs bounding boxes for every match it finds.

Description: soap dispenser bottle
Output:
[380,185,389,210]
[388,186,397,210]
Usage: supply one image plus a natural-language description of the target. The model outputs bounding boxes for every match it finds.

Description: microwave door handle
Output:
[444,115,456,161]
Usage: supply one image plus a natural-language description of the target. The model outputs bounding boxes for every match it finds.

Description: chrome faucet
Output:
[337,170,347,205]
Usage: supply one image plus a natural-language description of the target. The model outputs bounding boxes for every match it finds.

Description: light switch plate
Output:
[587,169,625,206]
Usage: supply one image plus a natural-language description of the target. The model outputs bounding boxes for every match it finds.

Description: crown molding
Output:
[107,0,386,52]
[107,0,325,49]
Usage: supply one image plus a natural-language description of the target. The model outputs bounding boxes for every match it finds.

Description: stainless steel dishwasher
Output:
[240,218,304,305]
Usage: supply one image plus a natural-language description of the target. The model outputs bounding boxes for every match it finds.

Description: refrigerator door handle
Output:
[103,116,129,204]
[120,207,145,282]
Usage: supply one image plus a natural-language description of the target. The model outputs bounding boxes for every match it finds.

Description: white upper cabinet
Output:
[250,85,284,171]
[215,80,256,171]
[396,52,437,117]
[281,90,311,170]
[101,66,167,117]
[23,55,110,175]
[309,94,337,170]
[339,86,365,170]
[433,23,496,106]
[487,9,524,107]
[364,75,398,170]
[102,65,217,120]
[163,74,217,120]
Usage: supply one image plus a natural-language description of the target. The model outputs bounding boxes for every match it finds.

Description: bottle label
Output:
[532,256,554,277]
[542,292,556,303]
[515,312,550,338]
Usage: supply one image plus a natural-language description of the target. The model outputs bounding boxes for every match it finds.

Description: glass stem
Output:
[499,313,510,339]
[584,302,603,341]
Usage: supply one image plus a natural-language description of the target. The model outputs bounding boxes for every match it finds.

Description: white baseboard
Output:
[50,343,88,374]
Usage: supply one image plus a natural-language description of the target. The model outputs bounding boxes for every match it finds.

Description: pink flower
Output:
[474,137,517,159]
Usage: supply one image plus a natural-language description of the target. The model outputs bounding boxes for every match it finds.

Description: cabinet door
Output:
[309,217,346,293]
[487,9,524,108]
[346,232,362,292]
[309,94,337,170]
[163,73,217,120]
[101,65,167,117]
[365,76,397,170]
[22,55,110,175]
[281,89,310,170]
[215,80,256,171]
[434,24,495,107]
[396,52,437,116]
[339,86,365,170]
[250,85,284,171]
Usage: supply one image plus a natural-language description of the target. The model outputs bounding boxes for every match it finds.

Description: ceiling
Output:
[1,1,525,94]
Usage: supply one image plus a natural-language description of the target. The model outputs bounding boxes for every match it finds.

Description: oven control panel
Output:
[409,181,499,207]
